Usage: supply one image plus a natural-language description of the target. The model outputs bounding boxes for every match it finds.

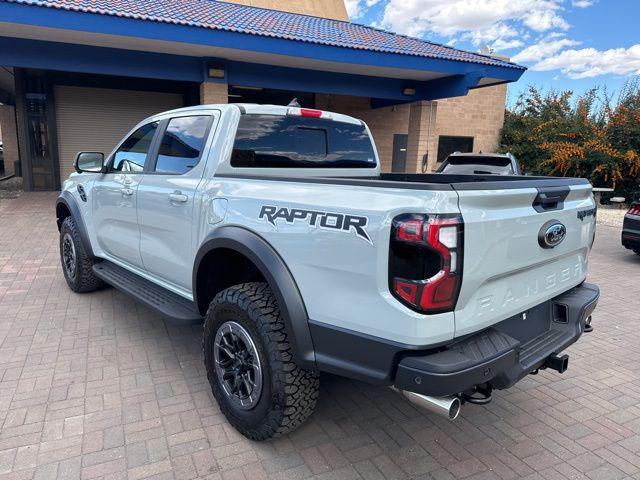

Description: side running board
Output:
[93,261,203,324]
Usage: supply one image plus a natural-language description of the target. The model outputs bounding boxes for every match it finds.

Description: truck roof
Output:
[155,104,363,125]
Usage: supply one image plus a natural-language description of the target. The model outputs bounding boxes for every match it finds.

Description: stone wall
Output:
[200,82,229,105]
[429,83,507,169]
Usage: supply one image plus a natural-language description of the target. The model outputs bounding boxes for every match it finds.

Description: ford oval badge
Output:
[538,220,566,249]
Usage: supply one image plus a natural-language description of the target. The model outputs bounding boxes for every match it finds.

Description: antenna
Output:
[287,98,301,107]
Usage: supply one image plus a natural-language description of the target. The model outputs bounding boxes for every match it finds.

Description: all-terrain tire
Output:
[203,282,319,440]
[59,216,104,293]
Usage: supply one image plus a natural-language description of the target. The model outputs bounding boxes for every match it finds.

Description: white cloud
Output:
[512,37,581,63]
[380,0,569,45]
[572,0,595,7]
[522,9,569,31]
[490,38,524,51]
[530,44,640,78]
[465,22,519,46]
[345,0,381,19]
[344,0,364,18]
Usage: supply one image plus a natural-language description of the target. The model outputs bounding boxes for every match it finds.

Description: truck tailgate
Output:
[454,182,596,337]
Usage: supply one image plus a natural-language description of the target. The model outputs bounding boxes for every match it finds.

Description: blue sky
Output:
[345,0,640,106]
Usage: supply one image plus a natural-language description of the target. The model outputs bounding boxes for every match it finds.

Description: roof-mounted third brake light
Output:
[287,107,333,120]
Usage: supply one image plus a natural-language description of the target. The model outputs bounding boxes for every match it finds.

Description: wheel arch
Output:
[56,191,95,258]
[194,226,316,370]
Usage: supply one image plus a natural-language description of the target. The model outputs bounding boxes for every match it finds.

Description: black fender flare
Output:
[193,226,316,370]
[56,191,95,258]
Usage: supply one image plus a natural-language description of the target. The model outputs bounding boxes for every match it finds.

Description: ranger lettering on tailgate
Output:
[476,262,584,316]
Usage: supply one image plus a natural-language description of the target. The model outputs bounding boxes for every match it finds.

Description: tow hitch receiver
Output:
[544,353,569,373]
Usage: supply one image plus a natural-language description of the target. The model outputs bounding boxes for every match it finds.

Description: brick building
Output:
[0,0,523,190]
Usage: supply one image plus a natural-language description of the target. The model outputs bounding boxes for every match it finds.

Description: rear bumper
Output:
[622,215,640,250]
[394,283,599,396]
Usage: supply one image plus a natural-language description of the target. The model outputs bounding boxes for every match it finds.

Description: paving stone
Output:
[0,193,638,479]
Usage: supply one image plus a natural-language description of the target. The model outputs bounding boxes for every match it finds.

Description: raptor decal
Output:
[259,205,372,245]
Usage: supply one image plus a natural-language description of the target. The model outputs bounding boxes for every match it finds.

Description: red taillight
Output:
[394,280,419,304]
[300,108,323,118]
[287,107,333,120]
[396,218,424,242]
[390,214,463,314]
[627,204,640,216]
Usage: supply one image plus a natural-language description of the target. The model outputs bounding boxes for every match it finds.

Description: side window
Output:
[111,122,158,172]
[154,116,210,174]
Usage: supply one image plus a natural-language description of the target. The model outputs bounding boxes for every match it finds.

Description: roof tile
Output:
[5,0,524,70]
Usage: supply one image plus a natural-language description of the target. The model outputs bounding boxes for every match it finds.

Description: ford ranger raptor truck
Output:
[56,104,599,440]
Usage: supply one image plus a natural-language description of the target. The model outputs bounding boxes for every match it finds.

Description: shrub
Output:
[500,82,640,201]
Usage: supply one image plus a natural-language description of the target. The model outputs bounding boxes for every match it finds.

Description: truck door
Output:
[92,121,159,269]
[137,113,217,292]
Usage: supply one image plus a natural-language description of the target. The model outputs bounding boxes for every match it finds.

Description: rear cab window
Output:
[230,114,377,169]
[439,156,514,175]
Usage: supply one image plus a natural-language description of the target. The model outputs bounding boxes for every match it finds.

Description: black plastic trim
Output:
[532,186,570,213]
[214,173,590,191]
[452,177,588,191]
[193,226,316,370]
[308,320,436,384]
[93,261,202,325]
[395,283,599,396]
[56,191,95,258]
[622,229,640,250]
[214,173,454,190]
[308,283,599,395]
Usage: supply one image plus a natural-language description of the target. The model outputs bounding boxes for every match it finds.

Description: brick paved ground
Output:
[1,192,639,480]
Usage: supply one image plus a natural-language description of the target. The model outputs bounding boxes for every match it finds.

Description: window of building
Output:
[231,114,376,168]
[111,122,158,172]
[154,116,210,174]
[436,136,474,163]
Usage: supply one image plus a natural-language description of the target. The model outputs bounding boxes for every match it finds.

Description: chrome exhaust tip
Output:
[393,388,461,420]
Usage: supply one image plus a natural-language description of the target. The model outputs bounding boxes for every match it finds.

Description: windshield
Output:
[438,156,514,175]
[231,114,377,168]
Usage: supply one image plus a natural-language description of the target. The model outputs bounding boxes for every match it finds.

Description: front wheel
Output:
[203,282,319,440]
[59,216,104,293]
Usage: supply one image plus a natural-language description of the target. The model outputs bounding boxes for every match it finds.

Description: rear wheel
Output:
[59,216,104,293]
[203,282,319,440]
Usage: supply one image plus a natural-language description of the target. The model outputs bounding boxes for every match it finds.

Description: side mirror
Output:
[74,152,105,173]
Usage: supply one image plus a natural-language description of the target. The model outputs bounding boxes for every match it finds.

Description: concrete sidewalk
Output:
[1,192,640,480]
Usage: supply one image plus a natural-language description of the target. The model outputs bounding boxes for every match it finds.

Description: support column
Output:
[200,82,228,105]
[0,104,19,177]
[405,100,438,173]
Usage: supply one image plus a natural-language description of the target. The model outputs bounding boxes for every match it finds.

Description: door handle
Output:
[168,191,188,203]
[121,188,134,197]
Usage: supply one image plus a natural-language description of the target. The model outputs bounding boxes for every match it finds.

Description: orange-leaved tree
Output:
[500,83,640,200]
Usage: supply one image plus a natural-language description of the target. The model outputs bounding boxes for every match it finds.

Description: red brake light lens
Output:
[396,218,424,242]
[389,214,463,314]
[394,280,419,304]
[300,108,323,118]
[627,204,640,216]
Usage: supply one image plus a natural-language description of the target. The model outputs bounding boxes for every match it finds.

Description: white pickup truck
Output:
[56,104,599,440]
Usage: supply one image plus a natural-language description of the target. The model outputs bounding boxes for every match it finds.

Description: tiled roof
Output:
[5,0,525,70]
